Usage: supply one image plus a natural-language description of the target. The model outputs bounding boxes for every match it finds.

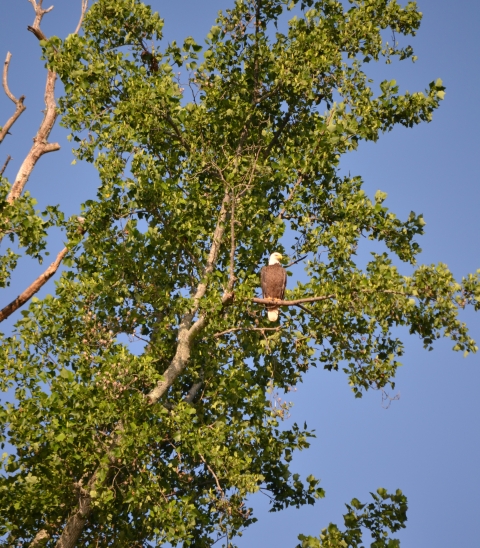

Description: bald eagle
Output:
[261,252,287,322]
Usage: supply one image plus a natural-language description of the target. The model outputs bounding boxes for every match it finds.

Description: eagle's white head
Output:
[268,252,283,265]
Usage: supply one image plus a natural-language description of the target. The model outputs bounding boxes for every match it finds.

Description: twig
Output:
[285,254,307,267]
[74,0,89,35]
[0,53,27,144]
[0,247,68,323]
[0,155,12,176]
[278,174,304,219]
[199,455,224,498]
[263,107,294,159]
[294,302,322,321]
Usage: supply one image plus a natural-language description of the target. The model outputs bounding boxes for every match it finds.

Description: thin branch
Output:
[0,53,27,144]
[294,302,323,321]
[0,155,12,176]
[200,455,225,498]
[263,107,294,159]
[0,247,67,323]
[214,326,282,338]
[278,174,303,219]
[228,191,236,292]
[252,294,336,307]
[285,254,307,267]
[74,0,89,35]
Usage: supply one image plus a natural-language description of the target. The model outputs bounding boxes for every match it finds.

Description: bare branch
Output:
[27,0,53,42]
[7,70,60,203]
[0,247,67,323]
[214,326,282,338]
[252,294,336,307]
[0,53,27,144]
[74,0,89,35]
[0,155,12,176]
[285,254,307,267]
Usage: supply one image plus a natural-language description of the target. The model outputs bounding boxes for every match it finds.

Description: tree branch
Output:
[214,326,282,338]
[0,247,68,323]
[263,107,294,159]
[147,191,231,404]
[27,0,53,42]
[0,53,27,144]
[74,0,89,35]
[278,174,303,219]
[30,529,50,547]
[252,295,336,306]
[0,155,12,176]
[7,69,60,203]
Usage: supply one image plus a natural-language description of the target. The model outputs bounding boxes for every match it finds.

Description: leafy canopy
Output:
[1,0,479,546]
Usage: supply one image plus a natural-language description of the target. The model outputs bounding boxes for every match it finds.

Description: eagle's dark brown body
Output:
[261,263,287,321]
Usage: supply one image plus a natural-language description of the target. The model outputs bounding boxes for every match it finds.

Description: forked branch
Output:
[27,0,53,41]
[7,1,60,204]
[0,247,68,323]
[0,53,27,144]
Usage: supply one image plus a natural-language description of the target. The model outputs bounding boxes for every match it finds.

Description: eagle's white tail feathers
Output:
[267,308,279,322]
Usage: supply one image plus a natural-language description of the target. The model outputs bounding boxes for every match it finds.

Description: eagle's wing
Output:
[280,266,287,300]
[261,266,268,298]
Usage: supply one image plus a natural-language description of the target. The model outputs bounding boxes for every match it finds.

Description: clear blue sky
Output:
[1,1,479,546]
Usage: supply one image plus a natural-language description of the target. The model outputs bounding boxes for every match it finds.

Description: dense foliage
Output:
[1,0,479,546]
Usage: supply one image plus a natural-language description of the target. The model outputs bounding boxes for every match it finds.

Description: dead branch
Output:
[0,155,12,176]
[27,0,53,42]
[74,0,89,35]
[7,2,60,204]
[7,69,60,204]
[0,247,67,323]
[0,53,27,144]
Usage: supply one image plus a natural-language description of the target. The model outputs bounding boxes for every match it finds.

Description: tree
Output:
[0,0,479,546]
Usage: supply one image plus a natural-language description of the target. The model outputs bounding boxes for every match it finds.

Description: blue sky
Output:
[1,1,479,546]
